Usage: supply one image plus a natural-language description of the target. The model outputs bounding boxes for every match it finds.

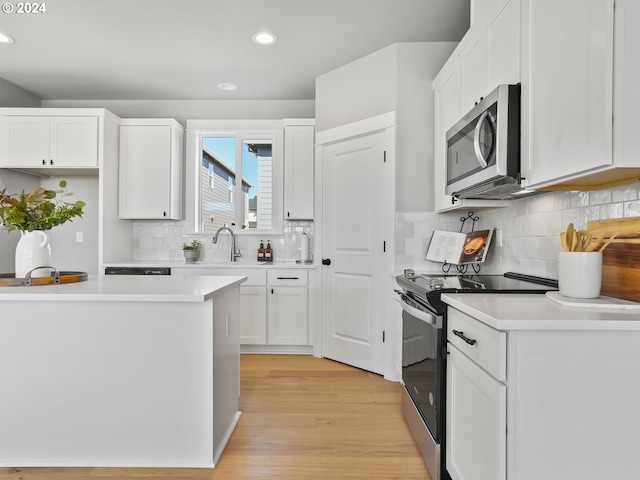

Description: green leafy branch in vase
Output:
[0,180,85,233]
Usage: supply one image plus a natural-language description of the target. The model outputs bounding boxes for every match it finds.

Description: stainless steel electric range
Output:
[394,271,558,480]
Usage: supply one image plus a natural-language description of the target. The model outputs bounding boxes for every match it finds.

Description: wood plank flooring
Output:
[0,354,431,480]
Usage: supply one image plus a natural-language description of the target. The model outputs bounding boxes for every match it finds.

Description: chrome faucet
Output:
[212,226,241,262]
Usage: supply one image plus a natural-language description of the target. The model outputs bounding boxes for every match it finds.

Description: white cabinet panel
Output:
[0,115,98,168]
[119,119,183,220]
[489,0,520,89]
[447,345,507,480]
[239,286,267,344]
[522,0,615,188]
[283,121,314,220]
[268,286,308,345]
[460,30,490,115]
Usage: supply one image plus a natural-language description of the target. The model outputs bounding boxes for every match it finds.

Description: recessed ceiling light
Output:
[252,31,277,46]
[218,83,238,91]
[0,31,15,45]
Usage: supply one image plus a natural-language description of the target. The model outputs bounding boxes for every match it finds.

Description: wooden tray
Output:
[0,267,88,287]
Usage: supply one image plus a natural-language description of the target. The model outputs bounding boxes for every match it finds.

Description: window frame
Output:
[185,119,284,235]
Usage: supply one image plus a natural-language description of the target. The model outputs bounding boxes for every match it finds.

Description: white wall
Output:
[0,77,40,107]
[315,42,456,213]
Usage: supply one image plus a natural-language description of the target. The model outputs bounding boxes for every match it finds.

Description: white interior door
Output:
[321,128,394,375]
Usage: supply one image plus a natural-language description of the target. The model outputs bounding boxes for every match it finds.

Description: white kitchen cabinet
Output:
[520,0,640,190]
[461,0,520,114]
[172,266,309,347]
[521,0,614,189]
[446,308,507,480]
[283,119,315,220]
[445,297,640,480]
[460,29,490,115]
[433,55,509,212]
[0,115,98,170]
[119,119,184,220]
[267,269,308,345]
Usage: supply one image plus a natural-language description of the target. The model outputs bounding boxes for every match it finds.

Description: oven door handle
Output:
[394,292,440,327]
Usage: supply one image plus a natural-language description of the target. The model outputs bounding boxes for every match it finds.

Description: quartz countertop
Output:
[0,274,245,302]
[442,293,640,331]
[103,260,316,269]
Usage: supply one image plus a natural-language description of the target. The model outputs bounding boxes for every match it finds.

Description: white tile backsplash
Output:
[396,181,640,279]
[133,220,314,263]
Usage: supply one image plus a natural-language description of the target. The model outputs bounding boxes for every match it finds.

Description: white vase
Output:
[15,230,53,278]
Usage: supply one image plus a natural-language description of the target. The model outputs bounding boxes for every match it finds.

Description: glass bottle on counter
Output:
[258,240,265,262]
[265,240,273,262]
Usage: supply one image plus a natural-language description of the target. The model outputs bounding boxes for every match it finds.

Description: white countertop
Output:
[442,293,640,331]
[103,260,316,270]
[0,274,246,302]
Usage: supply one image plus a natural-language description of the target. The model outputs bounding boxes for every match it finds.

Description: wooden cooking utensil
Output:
[576,230,589,252]
[566,223,575,251]
[584,232,605,252]
[599,232,619,252]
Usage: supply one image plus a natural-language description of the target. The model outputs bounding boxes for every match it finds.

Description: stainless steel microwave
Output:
[445,84,529,200]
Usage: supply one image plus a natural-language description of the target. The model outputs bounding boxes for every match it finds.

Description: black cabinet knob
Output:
[322,258,331,266]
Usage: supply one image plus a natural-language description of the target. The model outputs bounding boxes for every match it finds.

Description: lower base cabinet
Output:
[268,286,308,344]
[173,267,309,346]
[446,305,640,480]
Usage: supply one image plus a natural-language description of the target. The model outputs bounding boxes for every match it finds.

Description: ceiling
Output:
[0,0,470,101]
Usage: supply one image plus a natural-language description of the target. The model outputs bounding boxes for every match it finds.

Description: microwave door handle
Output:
[473,110,490,168]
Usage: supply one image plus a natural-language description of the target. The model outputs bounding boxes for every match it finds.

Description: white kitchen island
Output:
[0,274,245,468]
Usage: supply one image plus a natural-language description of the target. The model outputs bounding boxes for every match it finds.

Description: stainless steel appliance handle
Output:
[473,110,490,168]
[394,292,438,326]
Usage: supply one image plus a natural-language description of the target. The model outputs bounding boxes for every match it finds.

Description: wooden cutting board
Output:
[587,217,640,302]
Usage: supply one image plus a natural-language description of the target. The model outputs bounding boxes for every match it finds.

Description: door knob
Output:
[322,258,331,266]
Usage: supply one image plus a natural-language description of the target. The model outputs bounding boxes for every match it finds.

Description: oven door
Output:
[396,291,449,480]
[398,292,443,439]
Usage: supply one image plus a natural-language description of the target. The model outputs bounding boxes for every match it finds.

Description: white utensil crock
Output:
[558,251,602,299]
[15,230,52,278]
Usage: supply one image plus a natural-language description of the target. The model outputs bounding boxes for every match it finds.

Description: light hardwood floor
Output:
[0,354,431,480]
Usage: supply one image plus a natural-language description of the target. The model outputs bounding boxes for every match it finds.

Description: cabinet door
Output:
[267,286,308,345]
[522,0,614,188]
[489,0,520,90]
[0,116,50,167]
[284,124,314,220]
[119,124,178,219]
[447,345,506,480]
[49,116,99,167]
[239,286,267,344]
[434,57,461,212]
[460,29,490,115]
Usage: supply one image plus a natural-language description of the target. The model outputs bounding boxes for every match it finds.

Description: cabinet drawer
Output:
[448,308,506,381]
[176,267,266,286]
[267,269,307,286]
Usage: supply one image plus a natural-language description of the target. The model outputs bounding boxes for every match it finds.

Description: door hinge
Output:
[382,330,386,343]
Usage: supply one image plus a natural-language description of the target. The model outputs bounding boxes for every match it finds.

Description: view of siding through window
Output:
[200,137,273,233]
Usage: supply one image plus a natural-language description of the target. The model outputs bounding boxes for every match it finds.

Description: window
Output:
[186,120,283,235]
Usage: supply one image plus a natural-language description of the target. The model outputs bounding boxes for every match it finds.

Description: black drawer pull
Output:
[276,276,299,280]
[452,330,477,345]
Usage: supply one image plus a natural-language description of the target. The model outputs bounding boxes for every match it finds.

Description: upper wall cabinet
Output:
[433,2,519,212]
[521,0,640,191]
[0,113,99,172]
[118,119,184,220]
[283,119,315,220]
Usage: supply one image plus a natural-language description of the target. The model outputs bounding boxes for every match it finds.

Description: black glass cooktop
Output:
[396,272,558,315]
